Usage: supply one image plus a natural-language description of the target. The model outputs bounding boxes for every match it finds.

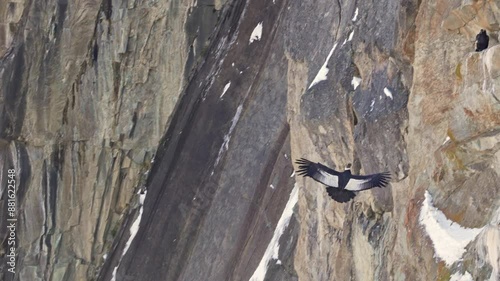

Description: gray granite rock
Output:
[1,0,500,280]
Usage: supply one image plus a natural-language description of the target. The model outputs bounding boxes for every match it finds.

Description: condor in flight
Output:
[295,158,391,203]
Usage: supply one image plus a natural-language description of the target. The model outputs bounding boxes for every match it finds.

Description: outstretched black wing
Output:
[344,172,391,191]
[295,158,340,188]
[326,188,356,203]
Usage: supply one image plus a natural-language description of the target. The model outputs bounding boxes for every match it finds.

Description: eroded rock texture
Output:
[1,0,224,280]
[0,0,499,280]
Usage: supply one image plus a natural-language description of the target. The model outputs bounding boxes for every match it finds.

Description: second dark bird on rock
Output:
[295,158,391,203]
[476,29,489,52]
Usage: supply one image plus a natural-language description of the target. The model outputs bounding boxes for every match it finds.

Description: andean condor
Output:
[295,158,391,203]
[475,29,489,52]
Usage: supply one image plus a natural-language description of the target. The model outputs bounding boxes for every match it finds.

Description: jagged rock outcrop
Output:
[1,0,499,280]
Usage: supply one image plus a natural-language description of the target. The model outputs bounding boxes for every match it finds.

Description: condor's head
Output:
[345,163,352,171]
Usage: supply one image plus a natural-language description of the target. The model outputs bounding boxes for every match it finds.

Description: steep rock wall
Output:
[290,0,500,280]
[288,0,415,279]
[97,0,298,280]
[0,0,223,280]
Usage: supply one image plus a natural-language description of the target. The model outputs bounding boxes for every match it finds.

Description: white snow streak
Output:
[351,76,361,90]
[342,31,354,46]
[139,190,147,205]
[220,82,231,98]
[383,87,393,99]
[270,184,275,189]
[249,22,263,44]
[249,185,299,281]
[111,267,118,281]
[450,272,473,281]
[214,105,243,166]
[111,190,148,281]
[352,8,359,21]
[121,194,146,257]
[348,30,354,42]
[369,99,375,112]
[290,171,295,178]
[419,191,484,266]
[443,136,451,145]
[308,43,338,89]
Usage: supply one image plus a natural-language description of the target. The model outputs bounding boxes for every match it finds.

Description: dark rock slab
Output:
[98,1,298,281]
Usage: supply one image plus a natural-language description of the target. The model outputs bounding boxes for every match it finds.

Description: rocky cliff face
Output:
[0,0,222,280]
[1,0,499,281]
